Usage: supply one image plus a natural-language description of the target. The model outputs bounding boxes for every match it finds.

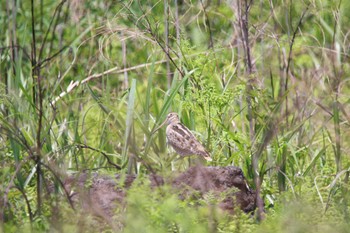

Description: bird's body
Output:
[157,112,212,161]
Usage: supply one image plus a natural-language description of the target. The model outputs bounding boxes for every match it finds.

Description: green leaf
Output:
[122,79,137,165]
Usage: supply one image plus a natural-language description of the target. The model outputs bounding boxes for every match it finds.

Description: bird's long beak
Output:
[152,118,167,134]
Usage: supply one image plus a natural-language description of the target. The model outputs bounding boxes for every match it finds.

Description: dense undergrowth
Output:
[1,0,350,232]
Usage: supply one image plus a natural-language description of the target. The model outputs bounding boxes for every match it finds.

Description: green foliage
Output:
[124,181,256,233]
[258,193,350,233]
[1,0,350,232]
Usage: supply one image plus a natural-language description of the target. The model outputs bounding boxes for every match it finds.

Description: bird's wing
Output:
[166,123,212,161]
[172,123,199,140]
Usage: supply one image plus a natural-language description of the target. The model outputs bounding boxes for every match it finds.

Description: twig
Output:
[0,45,30,60]
[16,186,34,221]
[174,0,180,46]
[285,3,310,126]
[234,0,265,221]
[199,0,214,49]
[30,0,44,216]
[51,59,168,105]
[51,46,230,106]
[38,0,67,61]
[40,162,75,210]
[76,144,122,170]
[124,1,184,77]
[164,0,172,88]
[2,154,34,223]
[37,45,69,68]
[199,0,221,86]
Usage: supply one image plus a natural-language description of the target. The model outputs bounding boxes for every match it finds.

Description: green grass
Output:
[1,0,350,232]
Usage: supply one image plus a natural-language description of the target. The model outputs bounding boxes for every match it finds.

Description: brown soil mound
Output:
[63,166,257,220]
[172,166,256,213]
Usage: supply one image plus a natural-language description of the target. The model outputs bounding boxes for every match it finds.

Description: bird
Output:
[154,112,212,161]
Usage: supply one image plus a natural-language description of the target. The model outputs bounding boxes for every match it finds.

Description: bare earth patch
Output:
[62,165,258,228]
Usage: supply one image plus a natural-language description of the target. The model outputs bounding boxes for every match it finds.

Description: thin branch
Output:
[174,0,180,46]
[135,2,184,77]
[30,0,37,65]
[40,162,75,210]
[2,154,34,223]
[0,45,31,60]
[37,45,69,68]
[76,144,122,170]
[51,46,230,106]
[50,58,169,105]
[16,186,34,221]
[199,0,214,49]
[38,0,67,61]
[199,0,221,85]
[285,3,310,77]
[164,0,172,88]
[285,3,310,126]
[30,0,44,216]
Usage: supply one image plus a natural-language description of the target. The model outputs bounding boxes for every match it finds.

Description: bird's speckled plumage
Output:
[161,112,212,161]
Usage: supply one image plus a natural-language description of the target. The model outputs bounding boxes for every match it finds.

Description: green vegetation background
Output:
[1,0,350,232]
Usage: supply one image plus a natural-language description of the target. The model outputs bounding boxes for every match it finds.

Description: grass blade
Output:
[122,79,137,166]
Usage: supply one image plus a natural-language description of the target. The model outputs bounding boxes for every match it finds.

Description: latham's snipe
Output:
[154,112,212,161]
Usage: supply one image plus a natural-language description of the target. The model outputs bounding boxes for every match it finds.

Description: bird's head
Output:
[166,112,180,124]
[153,112,180,133]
